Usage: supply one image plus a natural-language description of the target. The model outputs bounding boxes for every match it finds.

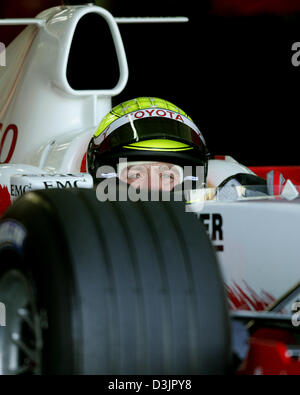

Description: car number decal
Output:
[0,123,18,164]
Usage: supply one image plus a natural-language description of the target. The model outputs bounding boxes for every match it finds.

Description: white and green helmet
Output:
[87,97,210,179]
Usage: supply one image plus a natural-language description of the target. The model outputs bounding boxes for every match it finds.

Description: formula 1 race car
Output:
[0,2,299,375]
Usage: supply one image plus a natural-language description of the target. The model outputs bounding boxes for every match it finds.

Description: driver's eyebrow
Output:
[128,166,146,171]
[160,165,179,173]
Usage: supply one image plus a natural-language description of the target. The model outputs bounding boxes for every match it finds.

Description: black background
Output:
[107,1,300,166]
[1,0,300,166]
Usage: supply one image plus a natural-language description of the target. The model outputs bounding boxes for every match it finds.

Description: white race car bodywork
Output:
[0,4,299,312]
[193,198,300,310]
[0,5,128,173]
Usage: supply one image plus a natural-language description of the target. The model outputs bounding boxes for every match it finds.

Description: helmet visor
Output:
[94,116,207,157]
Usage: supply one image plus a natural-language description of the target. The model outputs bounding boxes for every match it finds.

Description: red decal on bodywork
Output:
[0,124,18,164]
[81,153,87,172]
[227,281,276,311]
[214,155,226,160]
[250,166,300,188]
[0,185,11,217]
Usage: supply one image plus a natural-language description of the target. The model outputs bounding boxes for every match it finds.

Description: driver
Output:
[87,97,267,198]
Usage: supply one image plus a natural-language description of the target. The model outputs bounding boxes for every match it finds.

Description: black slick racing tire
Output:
[0,188,231,374]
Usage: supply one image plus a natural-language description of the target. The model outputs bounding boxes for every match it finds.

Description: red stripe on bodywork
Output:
[273,170,283,196]
[227,280,276,311]
[214,155,226,160]
[0,185,11,217]
[250,166,300,184]
[80,153,87,172]
[250,166,300,194]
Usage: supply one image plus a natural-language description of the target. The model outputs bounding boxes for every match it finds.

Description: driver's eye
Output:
[128,171,141,179]
[161,172,175,180]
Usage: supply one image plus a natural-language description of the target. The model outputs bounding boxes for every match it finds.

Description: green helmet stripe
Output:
[123,145,194,152]
[94,97,193,138]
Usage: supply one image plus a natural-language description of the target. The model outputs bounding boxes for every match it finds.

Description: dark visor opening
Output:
[97,117,207,155]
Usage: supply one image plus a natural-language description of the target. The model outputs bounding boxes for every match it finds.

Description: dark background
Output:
[1,0,300,166]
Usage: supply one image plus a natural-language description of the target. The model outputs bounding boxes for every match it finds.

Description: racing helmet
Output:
[87,97,210,185]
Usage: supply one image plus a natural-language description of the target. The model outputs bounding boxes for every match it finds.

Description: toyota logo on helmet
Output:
[87,97,210,184]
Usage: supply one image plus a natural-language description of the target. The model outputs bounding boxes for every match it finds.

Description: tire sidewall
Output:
[0,203,82,374]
